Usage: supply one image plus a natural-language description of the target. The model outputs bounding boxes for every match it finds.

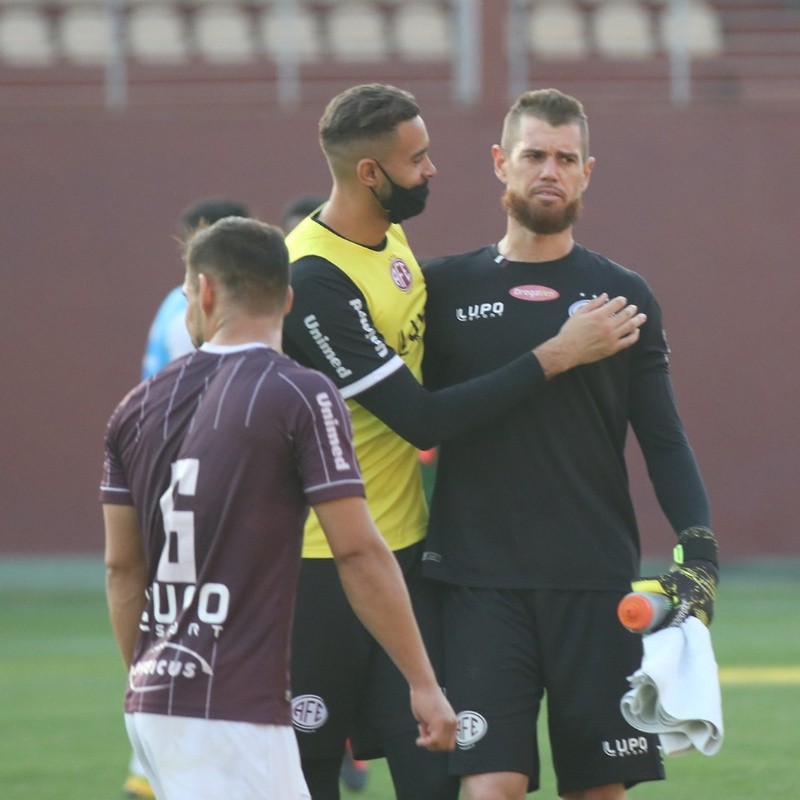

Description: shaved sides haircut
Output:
[501,88,590,159]
[318,83,420,169]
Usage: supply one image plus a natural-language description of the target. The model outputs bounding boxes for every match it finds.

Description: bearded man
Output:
[420,88,717,800]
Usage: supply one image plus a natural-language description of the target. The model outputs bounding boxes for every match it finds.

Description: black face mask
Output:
[372,162,430,223]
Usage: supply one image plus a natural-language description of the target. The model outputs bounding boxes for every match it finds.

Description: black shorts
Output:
[441,585,665,796]
[289,541,444,761]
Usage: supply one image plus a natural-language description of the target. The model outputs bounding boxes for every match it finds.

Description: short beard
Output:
[502,188,582,235]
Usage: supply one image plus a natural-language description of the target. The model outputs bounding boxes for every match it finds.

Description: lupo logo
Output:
[602,737,649,758]
[455,302,504,322]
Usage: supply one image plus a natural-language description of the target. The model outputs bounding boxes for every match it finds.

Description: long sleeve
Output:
[629,367,711,533]
[356,352,546,450]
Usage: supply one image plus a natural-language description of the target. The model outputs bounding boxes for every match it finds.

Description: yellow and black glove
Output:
[632,526,719,628]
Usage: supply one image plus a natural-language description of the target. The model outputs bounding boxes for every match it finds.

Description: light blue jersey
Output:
[141,286,193,379]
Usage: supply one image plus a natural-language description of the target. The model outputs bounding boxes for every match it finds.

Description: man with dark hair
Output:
[102,217,456,799]
[127,197,253,798]
[280,194,326,233]
[141,195,331,385]
[140,197,250,381]
[421,87,717,800]
[282,83,647,800]
[179,197,251,233]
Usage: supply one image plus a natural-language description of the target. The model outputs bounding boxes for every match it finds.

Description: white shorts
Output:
[124,713,310,800]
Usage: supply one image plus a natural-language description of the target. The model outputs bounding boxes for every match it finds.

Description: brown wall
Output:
[2,99,798,559]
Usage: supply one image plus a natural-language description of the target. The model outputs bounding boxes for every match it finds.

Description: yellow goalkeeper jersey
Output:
[284,215,428,558]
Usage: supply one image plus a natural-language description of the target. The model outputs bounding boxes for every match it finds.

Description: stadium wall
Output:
[2,101,797,559]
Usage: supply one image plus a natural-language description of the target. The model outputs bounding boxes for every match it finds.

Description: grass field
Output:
[0,556,797,800]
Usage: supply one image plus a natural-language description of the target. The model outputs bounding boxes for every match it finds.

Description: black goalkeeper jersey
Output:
[421,243,710,591]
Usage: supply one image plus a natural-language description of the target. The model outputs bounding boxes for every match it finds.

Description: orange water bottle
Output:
[617,591,674,634]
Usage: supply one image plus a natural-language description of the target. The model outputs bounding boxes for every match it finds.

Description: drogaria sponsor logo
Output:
[303,315,353,380]
[291,694,329,731]
[389,258,413,291]
[455,302,504,322]
[508,284,559,302]
[315,392,352,471]
[129,642,214,692]
[602,737,650,758]
[456,710,488,748]
[349,299,388,357]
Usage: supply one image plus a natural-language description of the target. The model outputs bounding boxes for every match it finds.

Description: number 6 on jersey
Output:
[157,458,199,584]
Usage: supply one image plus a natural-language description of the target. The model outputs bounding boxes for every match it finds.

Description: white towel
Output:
[620,616,724,756]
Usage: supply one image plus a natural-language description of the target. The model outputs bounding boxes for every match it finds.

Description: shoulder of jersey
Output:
[388,222,409,246]
[279,352,336,386]
[423,245,494,275]
[578,244,648,288]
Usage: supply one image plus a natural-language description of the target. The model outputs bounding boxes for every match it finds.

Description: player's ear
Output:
[356,157,381,188]
[582,155,596,189]
[282,286,294,317]
[492,144,508,184]
[198,273,215,315]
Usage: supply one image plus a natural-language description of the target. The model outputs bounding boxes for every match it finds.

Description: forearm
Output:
[317,495,455,749]
[631,369,711,532]
[335,542,438,690]
[358,352,545,450]
[359,294,645,449]
[644,441,710,532]
[103,502,149,669]
[106,563,147,668]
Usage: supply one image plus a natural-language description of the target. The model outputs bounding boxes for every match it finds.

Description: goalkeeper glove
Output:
[632,526,719,629]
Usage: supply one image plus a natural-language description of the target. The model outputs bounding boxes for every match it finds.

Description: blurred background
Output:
[2,0,798,559]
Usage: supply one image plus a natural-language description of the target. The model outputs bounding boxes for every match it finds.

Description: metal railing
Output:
[2,0,800,111]
[508,0,800,105]
[507,0,716,104]
[98,0,481,111]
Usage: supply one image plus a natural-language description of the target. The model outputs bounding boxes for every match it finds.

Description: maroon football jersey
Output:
[101,343,364,724]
